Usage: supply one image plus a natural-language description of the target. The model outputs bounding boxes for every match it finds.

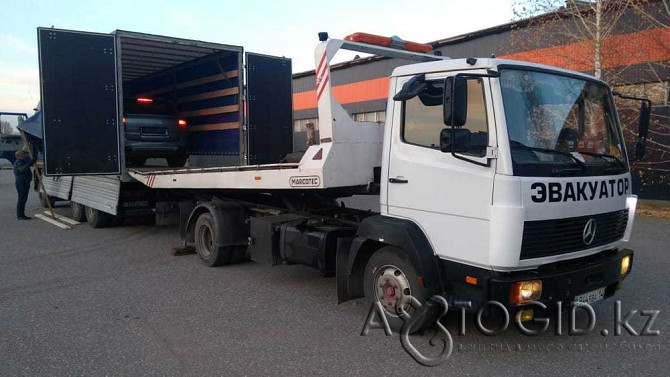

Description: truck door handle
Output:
[389,177,408,184]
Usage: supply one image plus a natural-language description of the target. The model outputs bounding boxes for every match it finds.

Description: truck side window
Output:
[402,78,488,156]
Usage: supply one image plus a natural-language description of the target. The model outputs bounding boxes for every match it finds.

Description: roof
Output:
[113,30,243,81]
[390,58,605,85]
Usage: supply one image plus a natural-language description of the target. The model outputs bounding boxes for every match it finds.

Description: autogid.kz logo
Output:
[361,297,661,367]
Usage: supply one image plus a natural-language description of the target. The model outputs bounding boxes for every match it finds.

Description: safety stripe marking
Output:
[316,51,330,101]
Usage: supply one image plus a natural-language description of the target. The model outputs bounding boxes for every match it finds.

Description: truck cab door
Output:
[385,75,496,267]
[38,28,120,176]
[245,53,293,165]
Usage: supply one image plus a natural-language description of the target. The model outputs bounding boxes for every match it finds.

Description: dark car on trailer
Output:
[123,97,189,167]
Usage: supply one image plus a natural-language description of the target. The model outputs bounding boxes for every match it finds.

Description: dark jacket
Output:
[13,157,34,183]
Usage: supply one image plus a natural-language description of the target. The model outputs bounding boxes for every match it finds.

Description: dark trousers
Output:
[15,181,30,218]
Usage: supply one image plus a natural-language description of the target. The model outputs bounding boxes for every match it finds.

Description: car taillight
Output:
[177,119,188,132]
[137,97,153,103]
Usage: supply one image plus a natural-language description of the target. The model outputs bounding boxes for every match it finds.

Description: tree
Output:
[506,0,670,196]
[0,120,13,135]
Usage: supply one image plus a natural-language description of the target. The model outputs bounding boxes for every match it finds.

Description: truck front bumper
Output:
[440,248,633,313]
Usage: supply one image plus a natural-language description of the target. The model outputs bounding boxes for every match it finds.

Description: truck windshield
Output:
[500,68,627,177]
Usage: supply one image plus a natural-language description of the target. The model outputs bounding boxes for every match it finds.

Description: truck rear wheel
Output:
[194,212,248,266]
[71,202,86,222]
[363,246,434,333]
[85,206,113,228]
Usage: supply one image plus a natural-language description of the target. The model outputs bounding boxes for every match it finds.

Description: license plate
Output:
[573,287,605,305]
[141,127,167,135]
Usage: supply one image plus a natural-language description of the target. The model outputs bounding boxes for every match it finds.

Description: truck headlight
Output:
[621,255,632,277]
[509,280,542,306]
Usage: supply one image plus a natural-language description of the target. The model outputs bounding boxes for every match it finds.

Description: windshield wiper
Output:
[574,151,626,169]
[510,141,586,175]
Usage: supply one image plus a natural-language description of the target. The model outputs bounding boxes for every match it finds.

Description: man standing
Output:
[13,150,34,220]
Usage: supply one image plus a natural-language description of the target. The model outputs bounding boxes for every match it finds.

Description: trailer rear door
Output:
[38,28,120,176]
[246,53,293,165]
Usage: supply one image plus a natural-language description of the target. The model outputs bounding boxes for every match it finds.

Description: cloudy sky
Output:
[0,0,513,115]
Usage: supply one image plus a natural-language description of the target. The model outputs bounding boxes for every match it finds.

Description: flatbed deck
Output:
[127,159,324,190]
[130,163,300,175]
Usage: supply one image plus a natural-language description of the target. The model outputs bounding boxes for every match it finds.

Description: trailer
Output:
[38,28,293,226]
[43,30,650,331]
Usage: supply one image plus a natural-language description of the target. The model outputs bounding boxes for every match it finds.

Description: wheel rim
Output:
[198,223,213,258]
[373,265,412,317]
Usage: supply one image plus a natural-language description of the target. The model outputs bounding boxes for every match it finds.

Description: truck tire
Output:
[167,155,188,167]
[194,212,247,266]
[363,246,435,333]
[71,202,86,222]
[85,206,113,228]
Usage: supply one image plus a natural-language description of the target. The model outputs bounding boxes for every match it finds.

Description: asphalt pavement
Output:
[1,169,669,376]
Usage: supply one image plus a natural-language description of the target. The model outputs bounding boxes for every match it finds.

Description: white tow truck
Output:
[125,32,649,329]
[42,30,650,330]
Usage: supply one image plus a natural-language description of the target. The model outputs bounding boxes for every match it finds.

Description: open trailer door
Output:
[245,53,293,165]
[38,28,120,176]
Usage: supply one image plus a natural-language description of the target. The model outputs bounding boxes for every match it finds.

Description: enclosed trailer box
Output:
[38,27,293,217]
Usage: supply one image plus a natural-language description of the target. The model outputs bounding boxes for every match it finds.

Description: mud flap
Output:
[336,237,354,304]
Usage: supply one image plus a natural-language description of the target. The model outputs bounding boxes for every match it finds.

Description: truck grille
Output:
[520,210,628,260]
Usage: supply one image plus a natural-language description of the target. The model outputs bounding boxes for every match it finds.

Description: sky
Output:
[0,0,514,116]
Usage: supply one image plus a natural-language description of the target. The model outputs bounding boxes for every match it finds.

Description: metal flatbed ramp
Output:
[127,163,326,190]
[34,214,73,230]
[130,163,300,175]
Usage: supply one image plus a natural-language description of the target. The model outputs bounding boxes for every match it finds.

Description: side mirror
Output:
[612,92,652,161]
[443,76,468,127]
[440,128,471,153]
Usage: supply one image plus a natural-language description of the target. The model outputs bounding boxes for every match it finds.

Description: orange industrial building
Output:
[292,0,669,198]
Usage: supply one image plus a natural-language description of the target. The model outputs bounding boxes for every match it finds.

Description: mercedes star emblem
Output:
[583,218,597,245]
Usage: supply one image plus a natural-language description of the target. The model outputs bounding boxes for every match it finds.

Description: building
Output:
[291,0,669,199]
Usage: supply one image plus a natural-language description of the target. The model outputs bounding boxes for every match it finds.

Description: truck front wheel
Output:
[363,246,434,333]
[194,212,247,267]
